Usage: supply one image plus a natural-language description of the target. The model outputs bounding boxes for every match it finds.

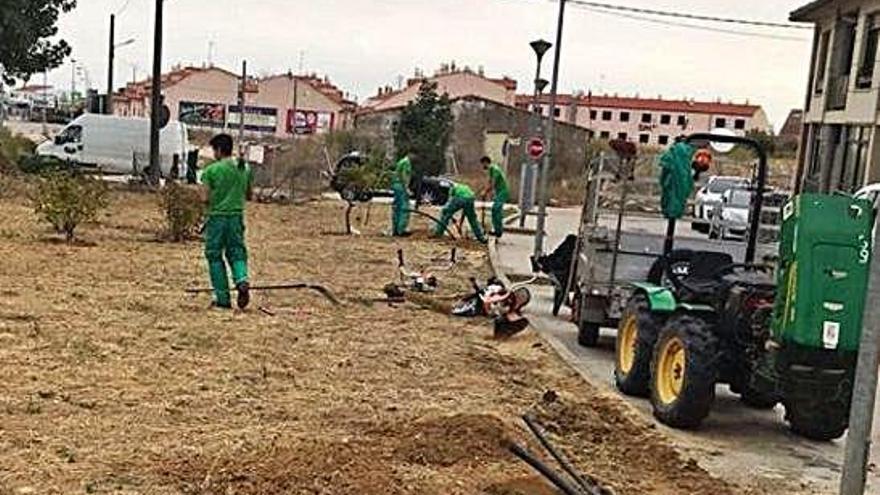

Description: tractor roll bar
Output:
[684,133,768,265]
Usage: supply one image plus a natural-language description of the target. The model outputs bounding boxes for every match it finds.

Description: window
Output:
[838,126,871,192]
[602,110,612,121]
[815,30,831,94]
[715,118,727,128]
[553,107,561,117]
[617,132,628,141]
[56,125,82,145]
[641,113,652,124]
[639,134,650,144]
[660,114,671,125]
[620,111,631,122]
[734,119,746,130]
[858,14,880,89]
[599,131,610,139]
[677,115,687,127]
[531,105,542,113]
[589,109,597,120]
[658,135,670,145]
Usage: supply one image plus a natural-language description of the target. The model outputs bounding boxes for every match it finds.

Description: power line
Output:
[583,6,810,42]
[116,0,134,15]
[566,0,813,30]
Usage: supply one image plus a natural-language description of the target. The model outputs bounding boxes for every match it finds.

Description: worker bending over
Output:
[434,182,488,244]
[201,133,253,310]
[480,156,510,238]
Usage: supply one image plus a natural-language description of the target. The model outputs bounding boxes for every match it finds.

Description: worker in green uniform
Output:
[433,182,488,243]
[201,134,254,310]
[480,156,510,238]
[391,153,415,236]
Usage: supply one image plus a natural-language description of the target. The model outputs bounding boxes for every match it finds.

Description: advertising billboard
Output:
[179,101,226,129]
[228,105,278,134]
[288,110,334,135]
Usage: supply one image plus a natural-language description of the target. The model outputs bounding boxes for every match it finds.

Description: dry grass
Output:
[0,189,771,494]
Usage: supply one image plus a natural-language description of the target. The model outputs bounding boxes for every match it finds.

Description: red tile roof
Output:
[517,94,761,117]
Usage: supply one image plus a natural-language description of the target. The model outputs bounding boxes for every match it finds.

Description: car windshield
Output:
[728,189,752,207]
[708,178,748,194]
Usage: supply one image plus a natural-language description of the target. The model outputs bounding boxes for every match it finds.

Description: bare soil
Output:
[0,188,766,494]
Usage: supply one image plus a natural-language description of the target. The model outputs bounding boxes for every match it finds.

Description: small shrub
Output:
[32,172,109,242]
[0,126,37,172]
[159,182,204,242]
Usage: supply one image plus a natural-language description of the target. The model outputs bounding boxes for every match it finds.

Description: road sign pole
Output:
[534,0,567,261]
[841,219,880,494]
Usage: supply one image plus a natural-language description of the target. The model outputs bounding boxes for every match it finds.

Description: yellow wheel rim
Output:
[656,336,686,405]
[617,315,638,374]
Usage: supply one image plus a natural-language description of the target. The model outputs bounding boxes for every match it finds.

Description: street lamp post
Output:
[520,39,552,228]
[107,14,115,114]
[534,0,567,261]
[148,0,164,183]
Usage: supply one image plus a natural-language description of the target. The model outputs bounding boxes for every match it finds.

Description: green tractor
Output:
[614,133,874,440]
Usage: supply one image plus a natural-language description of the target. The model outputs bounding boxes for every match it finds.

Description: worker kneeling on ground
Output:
[481,156,510,238]
[433,182,488,243]
[201,133,254,310]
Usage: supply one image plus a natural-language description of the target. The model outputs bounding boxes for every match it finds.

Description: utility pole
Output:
[70,59,77,104]
[107,13,115,114]
[238,60,247,160]
[148,0,164,183]
[841,222,880,494]
[534,0,567,260]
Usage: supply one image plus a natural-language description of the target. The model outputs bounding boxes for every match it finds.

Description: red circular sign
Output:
[527,138,545,159]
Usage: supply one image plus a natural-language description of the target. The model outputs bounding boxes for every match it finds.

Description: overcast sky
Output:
[48,0,814,128]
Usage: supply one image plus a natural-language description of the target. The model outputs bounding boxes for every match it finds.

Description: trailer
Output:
[562,135,779,347]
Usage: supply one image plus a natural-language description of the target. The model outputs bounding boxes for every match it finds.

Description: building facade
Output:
[363,67,518,111]
[113,65,356,139]
[518,94,771,147]
[792,0,880,193]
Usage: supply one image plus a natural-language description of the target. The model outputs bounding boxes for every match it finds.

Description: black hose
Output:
[404,209,460,240]
[508,442,587,495]
[523,415,603,495]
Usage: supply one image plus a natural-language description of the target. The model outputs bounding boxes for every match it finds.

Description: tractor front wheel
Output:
[785,400,848,441]
[650,314,718,429]
[614,294,659,397]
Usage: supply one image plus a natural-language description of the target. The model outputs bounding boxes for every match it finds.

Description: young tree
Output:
[0,0,76,84]
[393,81,453,178]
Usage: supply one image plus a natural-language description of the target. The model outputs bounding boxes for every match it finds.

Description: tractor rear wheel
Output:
[785,399,848,441]
[614,294,659,397]
[650,314,718,429]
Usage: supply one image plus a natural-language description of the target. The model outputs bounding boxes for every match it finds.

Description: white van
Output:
[36,114,190,179]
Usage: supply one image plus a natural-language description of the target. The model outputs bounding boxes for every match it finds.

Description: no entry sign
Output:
[527,137,546,160]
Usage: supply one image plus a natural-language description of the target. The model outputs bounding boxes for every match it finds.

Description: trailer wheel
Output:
[785,399,848,441]
[578,322,600,347]
[614,294,659,397]
[650,313,717,429]
[576,291,604,348]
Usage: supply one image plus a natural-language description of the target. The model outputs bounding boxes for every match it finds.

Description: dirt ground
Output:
[0,186,768,494]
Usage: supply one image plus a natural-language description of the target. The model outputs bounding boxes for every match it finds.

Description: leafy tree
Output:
[0,0,76,84]
[393,81,453,178]
[744,129,777,157]
[159,182,204,242]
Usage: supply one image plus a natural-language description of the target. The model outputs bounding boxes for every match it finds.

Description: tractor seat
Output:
[676,251,734,303]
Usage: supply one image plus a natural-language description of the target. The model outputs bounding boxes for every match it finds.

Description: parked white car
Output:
[694,175,751,224]
[709,188,751,240]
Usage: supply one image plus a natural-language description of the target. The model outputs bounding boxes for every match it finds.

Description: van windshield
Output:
[57,125,82,144]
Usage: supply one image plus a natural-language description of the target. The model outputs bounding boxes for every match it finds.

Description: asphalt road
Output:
[496,207,880,495]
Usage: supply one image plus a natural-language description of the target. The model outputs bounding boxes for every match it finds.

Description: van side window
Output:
[58,125,82,144]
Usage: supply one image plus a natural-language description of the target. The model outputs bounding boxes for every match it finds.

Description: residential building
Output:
[113,65,356,139]
[517,93,771,146]
[791,0,880,193]
[778,109,805,149]
[363,66,518,111]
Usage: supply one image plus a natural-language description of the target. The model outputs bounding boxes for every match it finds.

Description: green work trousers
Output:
[434,196,486,242]
[492,191,509,237]
[391,182,410,236]
[204,214,249,306]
